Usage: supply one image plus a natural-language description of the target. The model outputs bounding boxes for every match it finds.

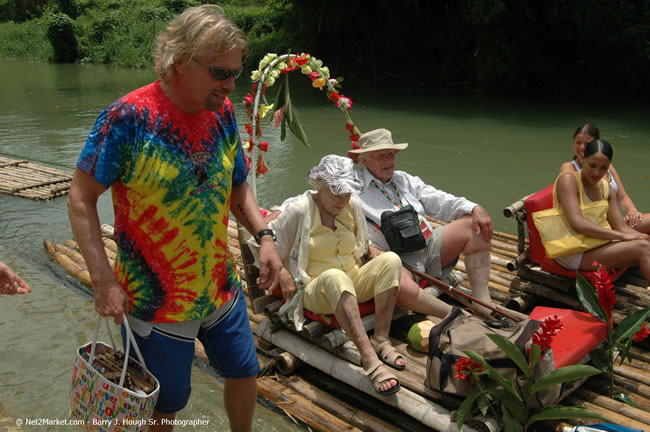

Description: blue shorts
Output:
[121,289,260,413]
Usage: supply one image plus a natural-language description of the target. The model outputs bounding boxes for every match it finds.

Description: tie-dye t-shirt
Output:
[77,81,248,323]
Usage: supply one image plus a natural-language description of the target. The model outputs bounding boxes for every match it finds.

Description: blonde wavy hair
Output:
[153,4,249,80]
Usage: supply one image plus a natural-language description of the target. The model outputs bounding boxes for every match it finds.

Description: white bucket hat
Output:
[347,128,408,162]
[307,155,363,195]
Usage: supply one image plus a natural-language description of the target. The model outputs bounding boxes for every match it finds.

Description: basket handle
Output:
[87,313,148,388]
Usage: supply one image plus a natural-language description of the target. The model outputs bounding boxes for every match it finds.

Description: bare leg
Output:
[581,239,650,282]
[333,292,398,392]
[372,285,399,342]
[224,376,257,432]
[396,267,452,318]
[150,410,175,432]
[441,217,493,315]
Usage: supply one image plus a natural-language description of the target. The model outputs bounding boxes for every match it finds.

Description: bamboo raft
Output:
[44,215,650,432]
[0,156,72,200]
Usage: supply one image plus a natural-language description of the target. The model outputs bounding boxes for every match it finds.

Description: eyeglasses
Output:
[193,59,242,80]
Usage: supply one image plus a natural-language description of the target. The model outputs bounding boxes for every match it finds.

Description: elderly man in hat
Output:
[349,128,494,316]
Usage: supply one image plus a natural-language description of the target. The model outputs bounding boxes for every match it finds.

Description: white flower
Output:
[337,97,351,110]
[277,62,288,71]
[259,53,278,70]
[269,69,281,79]
[250,70,262,81]
[301,65,312,75]
[320,66,330,79]
[264,76,276,87]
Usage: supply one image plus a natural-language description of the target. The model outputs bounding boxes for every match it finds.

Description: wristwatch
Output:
[255,228,277,242]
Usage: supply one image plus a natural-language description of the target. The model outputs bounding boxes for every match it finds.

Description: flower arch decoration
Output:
[243,52,362,198]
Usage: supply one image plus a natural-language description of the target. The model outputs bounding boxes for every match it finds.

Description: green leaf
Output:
[613,392,636,407]
[464,350,523,402]
[575,273,608,323]
[487,388,519,403]
[487,333,531,377]
[271,73,311,148]
[502,409,524,432]
[612,308,650,345]
[617,335,634,366]
[530,365,601,394]
[502,399,526,423]
[529,344,541,370]
[456,390,480,431]
[589,347,612,373]
[527,405,604,426]
[477,393,489,416]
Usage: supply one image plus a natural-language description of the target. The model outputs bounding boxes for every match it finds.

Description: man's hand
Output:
[471,205,493,242]
[257,237,282,293]
[94,281,129,324]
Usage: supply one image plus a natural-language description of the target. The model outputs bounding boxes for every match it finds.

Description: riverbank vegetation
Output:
[1,0,649,98]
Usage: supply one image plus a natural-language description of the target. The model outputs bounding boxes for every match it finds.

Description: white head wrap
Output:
[307,154,363,195]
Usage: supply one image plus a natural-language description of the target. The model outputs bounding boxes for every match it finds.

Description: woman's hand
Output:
[624,210,643,229]
[278,267,296,300]
[620,231,650,242]
[368,244,383,258]
[0,262,31,295]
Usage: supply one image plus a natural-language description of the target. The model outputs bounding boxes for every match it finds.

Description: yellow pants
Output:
[303,252,402,315]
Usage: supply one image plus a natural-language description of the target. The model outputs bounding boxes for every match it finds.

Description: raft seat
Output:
[524,183,626,282]
[268,285,375,328]
[529,306,608,368]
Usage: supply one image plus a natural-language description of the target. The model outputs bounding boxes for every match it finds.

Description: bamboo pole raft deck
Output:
[0,156,72,200]
[44,216,650,432]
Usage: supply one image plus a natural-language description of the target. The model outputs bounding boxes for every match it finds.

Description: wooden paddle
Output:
[403,263,520,322]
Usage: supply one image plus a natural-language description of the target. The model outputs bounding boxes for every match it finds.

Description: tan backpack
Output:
[425,307,561,408]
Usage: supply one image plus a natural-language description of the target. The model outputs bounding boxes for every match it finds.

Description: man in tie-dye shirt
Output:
[68,5,282,431]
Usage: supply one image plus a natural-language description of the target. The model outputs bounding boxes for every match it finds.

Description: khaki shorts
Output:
[399,225,458,280]
[303,252,402,315]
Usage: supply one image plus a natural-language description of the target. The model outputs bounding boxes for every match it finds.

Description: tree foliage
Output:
[2,0,650,97]
[274,0,650,97]
[47,12,78,62]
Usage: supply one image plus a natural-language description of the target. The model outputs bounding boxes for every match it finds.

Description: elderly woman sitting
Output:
[251,154,405,395]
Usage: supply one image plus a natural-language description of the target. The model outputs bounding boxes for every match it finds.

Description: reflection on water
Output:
[1,58,649,429]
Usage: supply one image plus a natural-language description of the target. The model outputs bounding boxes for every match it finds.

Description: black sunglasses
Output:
[193,59,242,80]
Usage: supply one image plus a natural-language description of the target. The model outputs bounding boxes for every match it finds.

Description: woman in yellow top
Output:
[254,155,452,395]
[555,139,650,283]
[560,123,649,233]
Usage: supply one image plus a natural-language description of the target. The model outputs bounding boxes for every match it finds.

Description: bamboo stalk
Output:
[319,308,409,350]
[614,362,650,384]
[44,238,92,287]
[574,388,650,425]
[275,352,303,375]
[281,375,405,432]
[0,159,28,168]
[257,377,364,432]
[564,396,650,430]
[256,321,479,432]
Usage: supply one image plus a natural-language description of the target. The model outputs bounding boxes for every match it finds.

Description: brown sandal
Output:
[365,362,400,395]
[370,337,406,371]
